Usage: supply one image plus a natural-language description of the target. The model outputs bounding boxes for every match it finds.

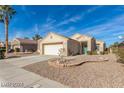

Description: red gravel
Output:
[23,54,124,88]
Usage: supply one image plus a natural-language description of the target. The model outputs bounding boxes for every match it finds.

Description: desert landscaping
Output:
[23,54,124,88]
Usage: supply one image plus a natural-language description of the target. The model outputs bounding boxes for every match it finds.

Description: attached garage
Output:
[43,43,63,55]
[39,32,80,56]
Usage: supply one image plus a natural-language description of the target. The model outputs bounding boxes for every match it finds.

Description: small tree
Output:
[32,34,42,41]
[58,48,66,63]
[24,37,29,39]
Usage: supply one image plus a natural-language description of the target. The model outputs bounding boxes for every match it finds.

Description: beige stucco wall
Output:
[67,39,80,56]
[37,39,42,53]
[91,38,96,51]
[96,40,105,52]
[11,39,20,49]
[0,42,4,47]
[87,39,92,51]
[71,33,93,51]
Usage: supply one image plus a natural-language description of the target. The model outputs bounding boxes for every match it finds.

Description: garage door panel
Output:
[44,44,63,55]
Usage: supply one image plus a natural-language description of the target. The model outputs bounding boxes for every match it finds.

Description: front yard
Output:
[22,54,124,88]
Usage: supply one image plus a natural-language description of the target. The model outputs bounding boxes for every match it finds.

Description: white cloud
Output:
[34,6,104,36]
[56,6,103,27]
[56,15,82,27]
[13,6,104,38]
[87,5,102,13]
[118,35,124,39]
[58,27,75,34]
[15,32,23,38]
[78,14,124,36]
[10,24,42,40]
[113,31,124,36]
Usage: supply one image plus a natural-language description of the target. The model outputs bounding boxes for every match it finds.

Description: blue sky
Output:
[0,5,124,46]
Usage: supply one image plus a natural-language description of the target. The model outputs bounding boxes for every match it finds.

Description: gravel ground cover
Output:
[23,54,124,88]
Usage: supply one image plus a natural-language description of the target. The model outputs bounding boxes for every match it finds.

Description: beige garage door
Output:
[44,44,63,55]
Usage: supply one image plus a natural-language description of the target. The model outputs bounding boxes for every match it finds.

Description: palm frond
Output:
[0,19,4,23]
[0,5,16,20]
[0,15,4,23]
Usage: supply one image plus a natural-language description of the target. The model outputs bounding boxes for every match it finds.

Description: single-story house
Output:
[0,41,11,50]
[96,40,105,52]
[71,33,96,54]
[0,41,4,48]
[11,38,37,52]
[39,32,80,56]
[38,32,106,56]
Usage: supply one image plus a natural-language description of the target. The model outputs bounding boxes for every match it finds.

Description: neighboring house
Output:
[96,40,105,52]
[71,33,96,55]
[11,38,37,52]
[0,41,11,50]
[0,41,5,48]
[39,32,80,56]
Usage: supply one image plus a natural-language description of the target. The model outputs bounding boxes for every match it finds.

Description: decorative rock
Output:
[48,57,109,68]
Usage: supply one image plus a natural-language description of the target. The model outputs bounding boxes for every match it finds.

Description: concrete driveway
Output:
[0,55,58,67]
[0,55,67,88]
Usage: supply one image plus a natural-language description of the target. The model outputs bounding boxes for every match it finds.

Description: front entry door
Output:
[82,42,88,55]
[83,47,87,55]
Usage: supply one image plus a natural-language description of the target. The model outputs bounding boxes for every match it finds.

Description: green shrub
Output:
[104,51,109,54]
[100,51,104,55]
[0,47,6,59]
[14,48,20,52]
[87,51,98,55]
[87,51,92,55]
[92,51,98,55]
[112,47,118,53]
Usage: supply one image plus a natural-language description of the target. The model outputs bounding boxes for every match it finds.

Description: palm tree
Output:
[24,37,29,39]
[32,34,42,41]
[0,5,16,56]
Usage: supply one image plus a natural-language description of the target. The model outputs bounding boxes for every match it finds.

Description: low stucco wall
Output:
[91,38,96,51]
[37,39,42,53]
[99,43,105,52]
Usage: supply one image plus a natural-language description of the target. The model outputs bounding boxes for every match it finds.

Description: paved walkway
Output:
[0,55,67,88]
